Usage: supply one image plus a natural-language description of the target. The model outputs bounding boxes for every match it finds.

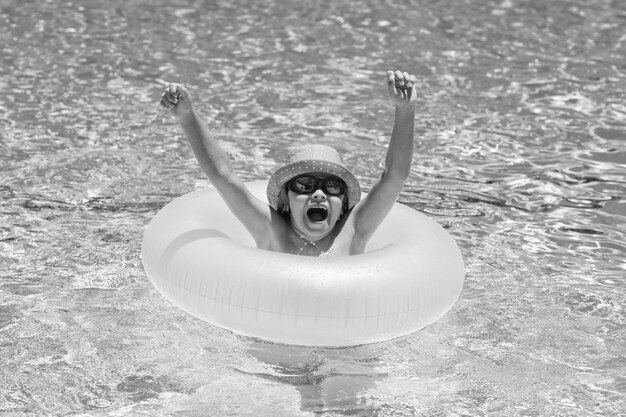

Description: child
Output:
[160,70,416,256]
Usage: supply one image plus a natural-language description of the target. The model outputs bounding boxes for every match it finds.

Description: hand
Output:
[386,70,417,108]
[159,83,192,118]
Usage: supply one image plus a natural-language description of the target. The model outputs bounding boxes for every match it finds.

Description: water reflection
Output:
[2,0,625,414]
[245,340,383,415]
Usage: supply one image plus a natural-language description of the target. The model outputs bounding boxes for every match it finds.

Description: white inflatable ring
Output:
[142,181,464,347]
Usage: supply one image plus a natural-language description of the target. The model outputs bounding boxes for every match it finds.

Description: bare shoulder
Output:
[345,179,403,248]
[255,210,293,252]
[325,207,366,255]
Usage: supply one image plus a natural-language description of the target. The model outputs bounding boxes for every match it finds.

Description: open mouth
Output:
[306,207,328,222]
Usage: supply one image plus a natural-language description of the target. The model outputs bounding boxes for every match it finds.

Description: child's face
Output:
[287,187,344,240]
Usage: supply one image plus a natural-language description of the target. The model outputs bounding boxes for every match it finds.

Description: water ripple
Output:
[1,0,625,415]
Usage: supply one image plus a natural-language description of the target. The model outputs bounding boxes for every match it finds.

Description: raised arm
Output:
[160,84,275,244]
[350,70,417,245]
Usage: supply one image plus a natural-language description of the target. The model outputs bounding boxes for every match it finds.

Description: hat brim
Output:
[267,160,361,211]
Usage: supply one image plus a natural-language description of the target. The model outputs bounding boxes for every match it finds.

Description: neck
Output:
[291,225,333,243]
[290,226,333,256]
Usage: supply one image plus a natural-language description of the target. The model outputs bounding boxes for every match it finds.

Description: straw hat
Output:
[266,144,361,211]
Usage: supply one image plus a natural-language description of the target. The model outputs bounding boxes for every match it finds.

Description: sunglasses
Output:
[288,175,347,196]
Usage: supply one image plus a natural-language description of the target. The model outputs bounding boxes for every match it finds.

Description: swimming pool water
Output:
[1,0,625,415]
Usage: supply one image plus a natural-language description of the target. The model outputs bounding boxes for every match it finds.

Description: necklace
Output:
[292,231,319,256]
[291,229,330,256]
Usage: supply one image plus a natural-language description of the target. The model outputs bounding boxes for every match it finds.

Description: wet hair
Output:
[277,184,349,218]
[276,187,291,217]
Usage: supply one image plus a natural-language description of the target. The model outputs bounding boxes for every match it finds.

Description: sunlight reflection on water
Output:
[1,0,625,415]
